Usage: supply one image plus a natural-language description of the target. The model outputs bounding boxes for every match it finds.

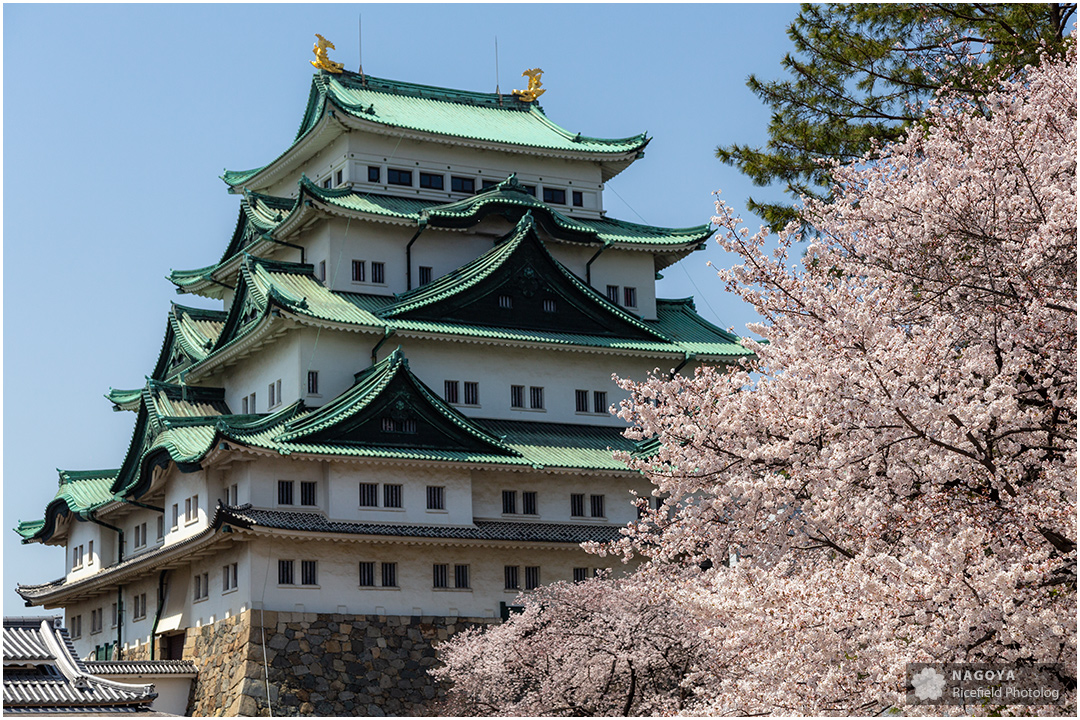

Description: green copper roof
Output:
[16,469,120,543]
[143,304,227,385]
[652,298,749,356]
[223,71,649,188]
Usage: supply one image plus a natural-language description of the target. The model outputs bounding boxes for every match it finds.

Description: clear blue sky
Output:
[3,3,799,615]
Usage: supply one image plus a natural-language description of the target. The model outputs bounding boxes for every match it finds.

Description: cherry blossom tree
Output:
[601,46,1076,715]
[429,575,715,716]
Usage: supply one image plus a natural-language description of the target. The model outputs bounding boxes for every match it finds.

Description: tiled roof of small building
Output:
[84,660,197,677]
[2,617,156,714]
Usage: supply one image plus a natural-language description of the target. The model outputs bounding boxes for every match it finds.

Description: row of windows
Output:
[606,284,638,309]
[502,490,538,515]
[279,560,598,591]
[366,166,585,207]
[170,495,200,530]
[240,373,321,415]
[279,480,318,507]
[351,259,386,284]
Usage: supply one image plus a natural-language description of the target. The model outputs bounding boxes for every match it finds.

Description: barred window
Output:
[575,389,589,413]
[384,484,403,508]
[543,298,556,313]
[359,483,379,507]
[525,566,541,590]
[278,480,294,506]
[570,493,585,517]
[623,287,637,308]
[381,417,417,434]
[90,608,103,634]
[71,615,82,638]
[502,490,517,515]
[529,386,544,410]
[371,262,385,284]
[381,562,398,588]
[358,561,376,587]
[278,560,295,585]
[454,564,470,589]
[194,572,210,601]
[301,560,318,586]
[510,385,525,408]
[499,295,513,310]
[427,486,445,510]
[223,563,238,592]
[573,567,589,583]
[522,491,538,516]
[300,481,317,507]
[433,563,449,588]
[504,565,520,590]
[307,370,319,395]
[590,494,606,518]
[352,260,366,282]
[606,285,620,303]
[444,380,460,404]
[419,266,433,286]
[464,382,479,406]
[593,391,608,415]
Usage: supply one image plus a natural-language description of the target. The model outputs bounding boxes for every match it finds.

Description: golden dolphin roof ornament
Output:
[311,33,344,74]
[512,68,546,103]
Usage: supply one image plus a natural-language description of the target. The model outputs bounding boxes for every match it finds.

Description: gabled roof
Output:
[223,70,649,191]
[2,617,156,714]
[383,213,671,343]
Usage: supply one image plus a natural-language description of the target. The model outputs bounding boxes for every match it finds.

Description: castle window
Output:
[543,298,556,313]
[358,561,375,587]
[134,523,147,549]
[590,494,606,518]
[498,295,513,309]
[381,562,398,588]
[268,379,281,408]
[463,382,479,406]
[444,380,460,404]
[87,540,95,565]
[502,490,517,515]
[227,483,239,506]
[278,480,294,506]
[606,285,620,303]
[525,566,541,590]
[419,266,433,286]
[522,491,538,516]
[510,385,525,408]
[593,391,608,415]
[575,389,589,413]
[529,386,544,410]
[300,481,317,507]
[307,371,319,395]
[111,603,118,628]
[454,564,470,589]
[381,417,417,434]
[433,564,448,588]
[278,560,295,585]
[419,172,444,190]
[72,546,83,570]
[388,168,412,186]
[573,567,589,583]
[301,560,318,586]
[223,563,238,592]
[194,572,209,601]
[359,483,378,507]
[318,261,326,281]
[133,593,147,621]
[504,566,519,590]
[248,393,256,413]
[384,484,403,508]
[322,177,332,189]
[427,486,446,510]
[91,608,103,635]
[70,615,82,638]
[520,184,536,196]
[352,260,366,282]
[623,287,637,308]
[371,261,386,284]
[451,176,475,193]
[570,493,585,517]
[368,166,381,183]
[171,504,179,530]
[335,169,344,186]
[572,190,584,207]
[242,396,248,413]
[156,516,164,541]
[543,187,566,204]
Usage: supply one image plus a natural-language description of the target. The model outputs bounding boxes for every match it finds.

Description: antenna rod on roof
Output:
[358,13,366,83]
[495,36,502,105]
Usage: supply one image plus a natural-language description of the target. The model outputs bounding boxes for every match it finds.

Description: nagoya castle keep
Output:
[16,39,750,716]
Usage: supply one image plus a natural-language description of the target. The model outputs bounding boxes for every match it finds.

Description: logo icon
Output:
[912,667,946,700]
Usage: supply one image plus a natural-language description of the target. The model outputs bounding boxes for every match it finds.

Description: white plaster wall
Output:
[94,674,193,717]
[162,469,209,547]
[264,135,351,199]
[65,521,103,582]
[182,541,251,632]
[295,326,380,408]
[221,332,302,414]
[245,455,324,511]
[326,462,473,526]
[247,537,622,618]
[471,470,651,526]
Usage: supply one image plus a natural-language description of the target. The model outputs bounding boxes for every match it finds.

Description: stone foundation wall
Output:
[178,610,497,716]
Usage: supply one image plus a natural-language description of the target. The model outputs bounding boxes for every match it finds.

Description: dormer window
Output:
[451,176,475,193]
[543,298,556,313]
[543,187,566,204]
[499,295,513,309]
[419,172,444,190]
[388,168,412,186]
[381,417,417,434]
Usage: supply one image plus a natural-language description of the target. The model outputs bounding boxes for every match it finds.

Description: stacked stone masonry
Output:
[164,609,494,716]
